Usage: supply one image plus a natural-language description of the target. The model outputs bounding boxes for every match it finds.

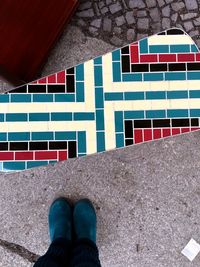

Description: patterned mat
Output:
[1,28,200,172]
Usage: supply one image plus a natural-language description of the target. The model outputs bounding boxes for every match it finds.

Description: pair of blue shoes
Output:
[49,198,97,243]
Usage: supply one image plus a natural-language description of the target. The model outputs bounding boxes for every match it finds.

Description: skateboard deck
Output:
[1,28,200,172]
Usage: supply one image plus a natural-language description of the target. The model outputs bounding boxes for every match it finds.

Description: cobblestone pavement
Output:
[72,0,200,47]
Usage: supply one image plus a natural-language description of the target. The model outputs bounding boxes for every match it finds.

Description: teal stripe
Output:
[139,38,148,54]
[8,132,30,141]
[78,131,86,153]
[94,66,103,86]
[124,111,144,119]
[105,92,124,101]
[3,162,25,171]
[55,132,76,140]
[165,72,186,81]
[189,90,200,98]
[94,56,102,65]
[76,82,85,102]
[149,45,169,53]
[27,161,48,168]
[167,109,188,118]
[116,133,124,148]
[187,72,200,80]
[11,94,31,103]
[97,132,105,152]
[112,62,121,82]
[146,91,165,100]
[170,44,190,53]
[0,133,7,141]
[74,112,95,121]
[146,110,166,119]
[76,64,84,81]
[123,73,142,82]
[29,113,50,121]
[124,92,144,100]
[144,73,163,81]
[51,112,72,121]
[95,87,104,108]
[167,91,188,99]
[6,113,27,122]
[115,111,124,132]
[55,94,75,102]
[190,109,200,117]
[0,95,9,103]
[33,94,53,102]
[31,132,54,140]
[96,110,105,131]
[112,49,120,61]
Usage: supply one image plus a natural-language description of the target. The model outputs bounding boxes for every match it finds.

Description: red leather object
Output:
[0,0,78,85]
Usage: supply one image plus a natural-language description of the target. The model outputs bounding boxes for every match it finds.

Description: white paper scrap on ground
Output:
[181,239,200,262]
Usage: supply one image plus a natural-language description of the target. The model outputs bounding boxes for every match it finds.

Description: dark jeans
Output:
[34,238,101,267]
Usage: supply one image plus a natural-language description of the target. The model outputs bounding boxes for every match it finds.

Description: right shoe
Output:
[73,199,97,243]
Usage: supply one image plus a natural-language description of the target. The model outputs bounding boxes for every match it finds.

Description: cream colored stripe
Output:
[104,105,116,151]
[0,121,97,154]
[83,60,95,111]
[148,34,195,45]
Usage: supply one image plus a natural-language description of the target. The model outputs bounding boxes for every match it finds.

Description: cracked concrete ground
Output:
[1,2,200,266]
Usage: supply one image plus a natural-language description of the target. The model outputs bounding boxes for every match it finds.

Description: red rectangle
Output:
[159,54,177,62]
[196,53,200,61]
[130,45,139,63]
[153,129,162,140]
[172,128,181,135]
[191,127,200,131]
[48,74,56,83]
[181,127,190,133]
[162,128,171,137]
[178,53,195,62]
[134,129,143,144]
[0,152,14,160]
[38,77,47,84]
[57,71,66,83]
[140,54,158,63]
[35,151,57,160]
[59,151,67,161]
[15,151,33,160]
[144,129,152,142]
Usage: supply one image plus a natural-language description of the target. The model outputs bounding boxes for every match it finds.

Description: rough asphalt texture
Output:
[1,1,200,266]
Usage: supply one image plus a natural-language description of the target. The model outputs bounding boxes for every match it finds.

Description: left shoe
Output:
[48,198,72,242]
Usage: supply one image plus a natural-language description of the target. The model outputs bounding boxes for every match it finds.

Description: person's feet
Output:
[48,198,72,242]
[73,199,97,243]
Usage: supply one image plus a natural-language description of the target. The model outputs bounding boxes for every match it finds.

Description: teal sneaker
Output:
[73,199,97,243]
[48,198,72,242]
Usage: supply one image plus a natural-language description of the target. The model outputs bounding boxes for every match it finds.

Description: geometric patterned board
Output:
[0,27,200,172]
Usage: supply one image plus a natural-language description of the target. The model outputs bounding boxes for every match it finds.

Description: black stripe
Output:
[158,31,166,35]
[0,142,8,151]
[121,46,130,54]
[187,63,200,71]
[48,85,66,93]
[131,64,149,73]
[125,139,134,146]
[134,120,151,128]
[153,119,170,128]
[28,85,46,93]
[10,142,28,151]
[172,119,190,127]
[125,120,133,138]
[122,55,130,72]
[29,142,48,150]
[150,64,167,72]
[66,76,75,93]
[168,63,186,72]
[9,85,27,94]
[167,29,184,35]
[66,67,74,74]
[49,141,67,150]
[191,118,199,127]
[68,141,77,158]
